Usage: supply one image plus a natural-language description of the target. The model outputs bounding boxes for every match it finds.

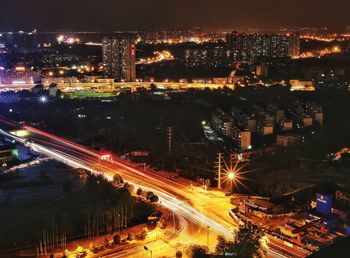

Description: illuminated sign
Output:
[316,194,332,215]
[12,80,26,85]
[11,149,19,157]
[15,66,25,72]
[100,154,111,160]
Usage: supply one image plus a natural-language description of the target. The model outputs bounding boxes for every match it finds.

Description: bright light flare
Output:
[39,96,48,103]
[227,171,235,180]
[221,156,259,193]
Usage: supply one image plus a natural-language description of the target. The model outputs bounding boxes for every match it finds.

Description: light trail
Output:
[24,125,100,158]
[2,126,234,239]
[0,122,294,257]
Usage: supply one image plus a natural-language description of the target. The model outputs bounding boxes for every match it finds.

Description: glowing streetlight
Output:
[39,96,48,104]
[227,171,235,180]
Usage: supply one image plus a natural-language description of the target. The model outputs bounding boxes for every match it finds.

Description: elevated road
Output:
[0,119,305,257]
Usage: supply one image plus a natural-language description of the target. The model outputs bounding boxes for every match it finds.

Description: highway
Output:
[0,119,305,257]
[136,50,174,65]
[22,125,234,239]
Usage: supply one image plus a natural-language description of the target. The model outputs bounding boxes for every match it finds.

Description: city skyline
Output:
[0,0,349,31]
[1,1,350,257]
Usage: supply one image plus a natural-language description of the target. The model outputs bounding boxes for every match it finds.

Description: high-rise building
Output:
[102,36,136,81]
[288,31,300,57]
[184,44,227,67]
[226,32,298,61]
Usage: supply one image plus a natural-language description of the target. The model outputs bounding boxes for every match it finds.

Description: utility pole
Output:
[167,127,173,156]
[144,246,152,258]
[230,153,234,171]
[173,211,176,234]
[207,226,210,250]
[215,153,223,189]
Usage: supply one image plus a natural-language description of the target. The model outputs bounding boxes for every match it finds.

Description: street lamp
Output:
[39,96,48,104]
[227,171,235,180]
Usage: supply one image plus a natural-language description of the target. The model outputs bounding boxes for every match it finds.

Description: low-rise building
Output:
[232,126,251,150]
[276,134,302,148]
[280,119,293,131]
[290,80,316,91]
[0,65,41,84]
[258,123,274,135]
[313,111,324,127]
[212,112,233,137]
[292,113,313,128]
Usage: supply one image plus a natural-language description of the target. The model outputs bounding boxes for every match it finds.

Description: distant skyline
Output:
[0,0,349,31]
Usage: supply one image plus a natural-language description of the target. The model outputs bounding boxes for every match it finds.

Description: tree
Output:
[146,191,155,200]
[187,245,208,258]
[127,183,134,192]
[176,250,183,258]
[234,223,265,258]
[127,233,133,241]
[136,188,143,196]
[113,174,124,185]
[215,235,234,255]
[216,223,265,258]
[103,238,109,248]
[150,83,157,92]
[113,234,121,245]
[89,242,96,252]
[140,228,148,240]
[150,195,159,202]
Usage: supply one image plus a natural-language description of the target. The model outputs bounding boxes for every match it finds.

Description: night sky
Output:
[0,0,349,31]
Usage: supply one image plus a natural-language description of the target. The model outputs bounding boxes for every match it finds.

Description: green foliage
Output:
[176,250,183,258]
[0,173,154,252]
[113,234,121,245]
[187,245,208,258]
[215,223,265,258]
[136,188,143,196]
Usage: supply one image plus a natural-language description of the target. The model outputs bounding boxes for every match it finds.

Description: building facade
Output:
[226,32,299,61]
[102,36,136,81]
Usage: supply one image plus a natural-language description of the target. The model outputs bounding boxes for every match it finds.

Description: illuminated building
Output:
[290,80,316,91]
[257,122,274,135]
[313,111,324,127]
[212,111,251,150]
[0,43,6,68]
[212,112,233,137]
[232,126,251,150]
[102,36,136,81]
[0,66,41,85]
[184,44,227,67]
[292,113,313,128]
[279,120,293,131]
[288,31,301,56]
[256,64,269,77]
[226,32,298,61]
[185,49,208,67]
[0,31,37,53]
[276,134,302,148]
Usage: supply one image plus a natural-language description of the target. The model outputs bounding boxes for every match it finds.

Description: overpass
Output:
[0,81,235,93]
[50,81,235,93]
[0,119,299,258]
